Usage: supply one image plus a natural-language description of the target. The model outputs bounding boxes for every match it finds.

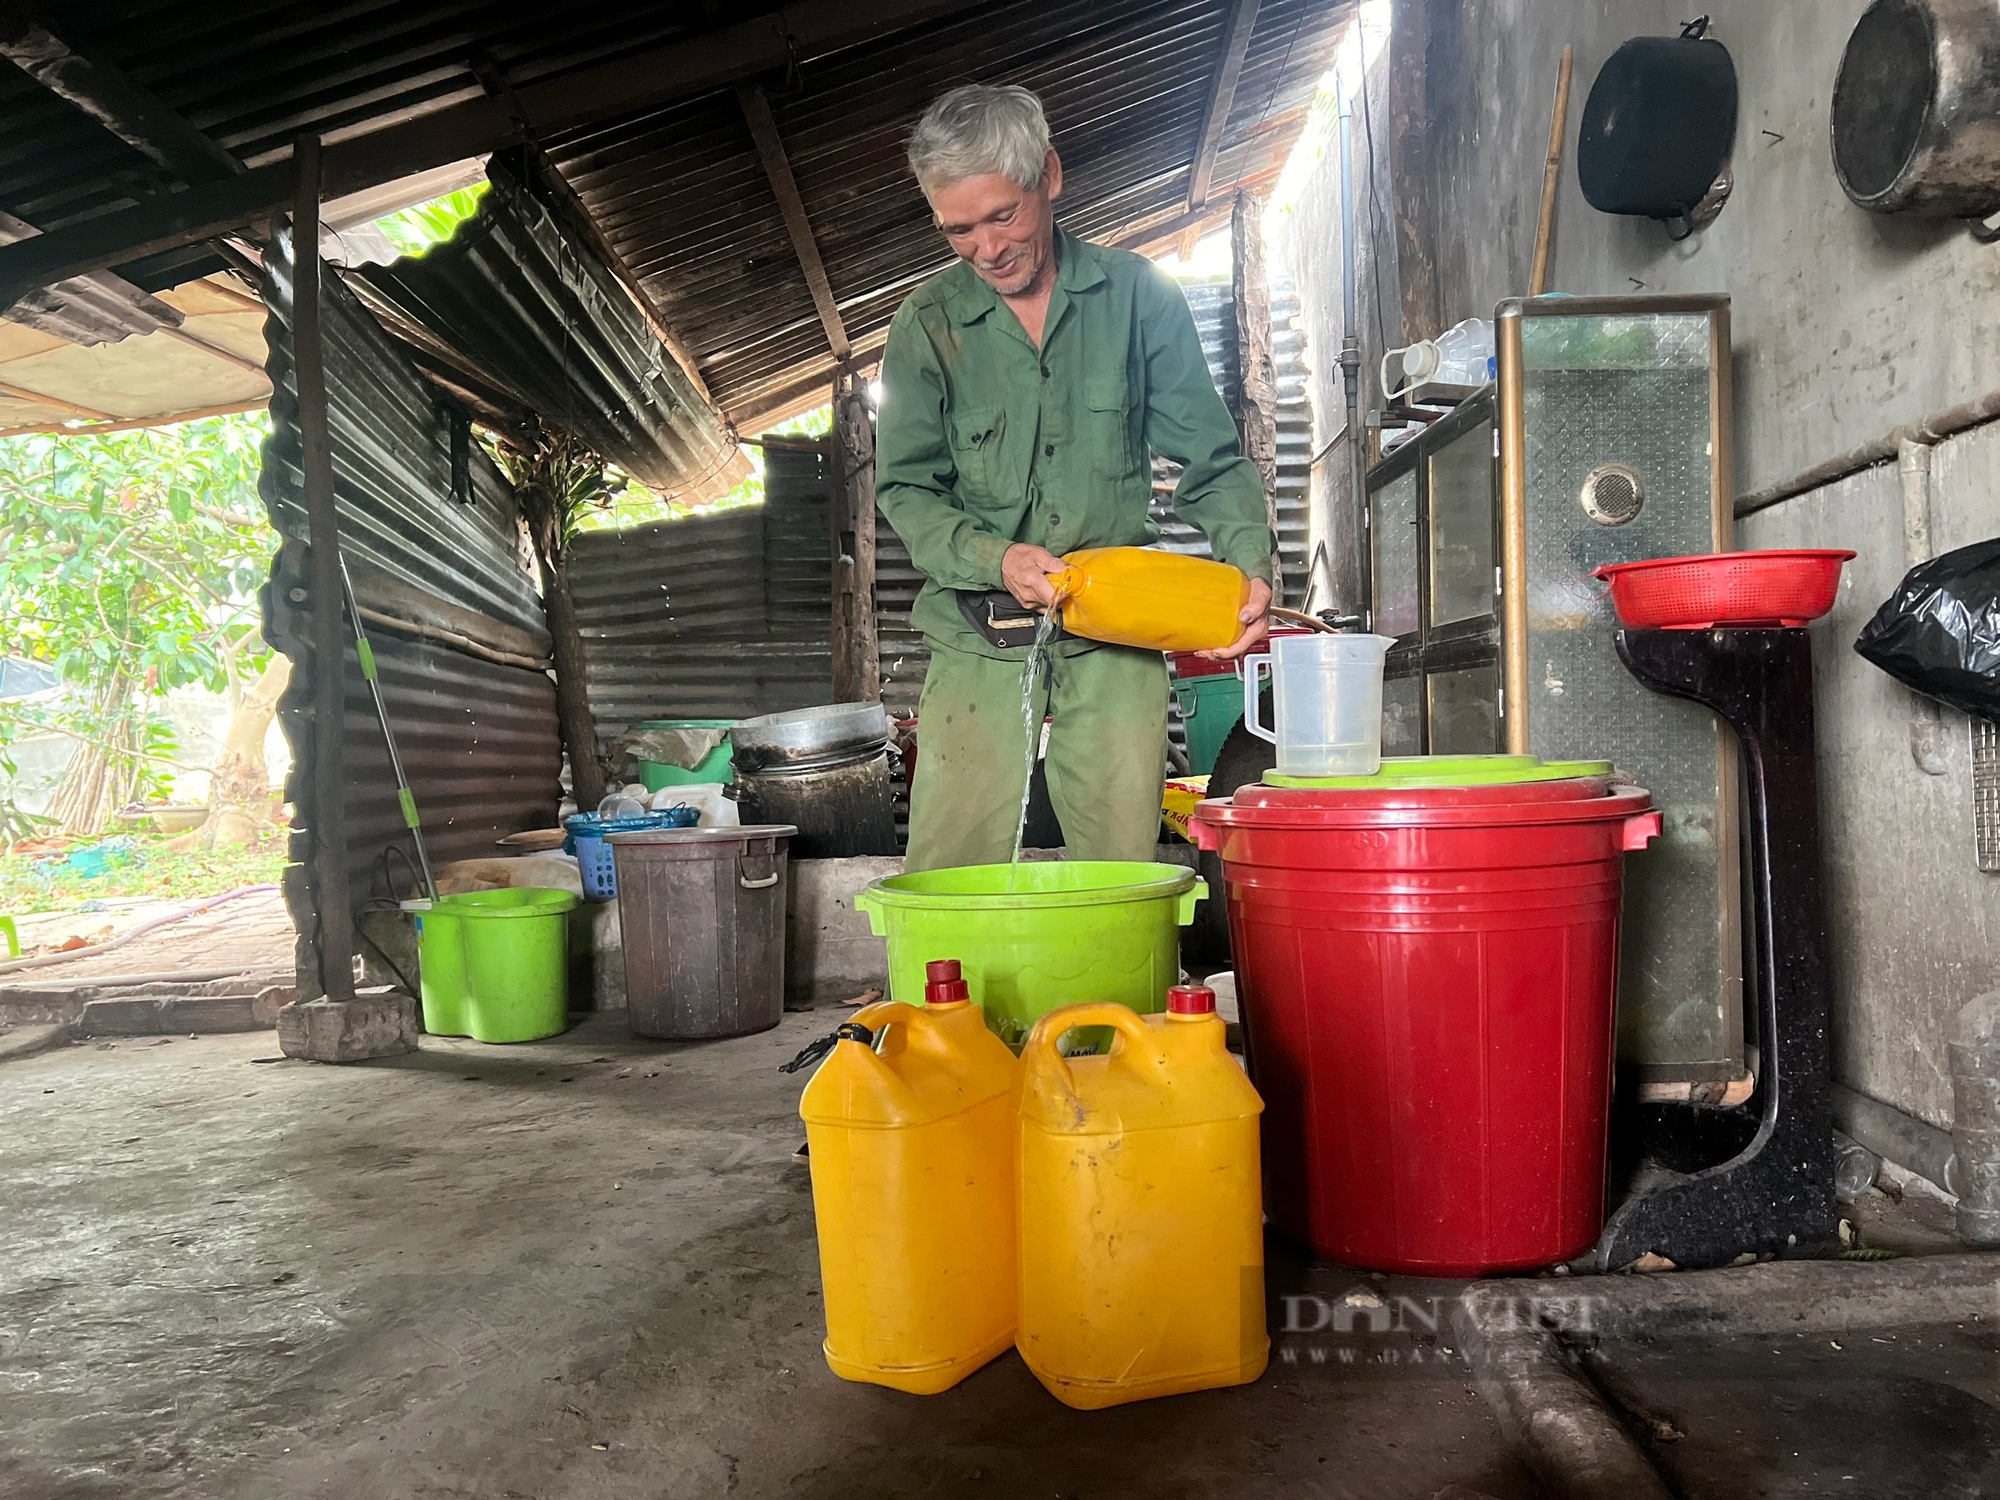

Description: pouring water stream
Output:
[1010,600,1066,884]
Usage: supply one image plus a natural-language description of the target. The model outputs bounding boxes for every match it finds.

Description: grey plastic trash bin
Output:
[608,824,797,1040]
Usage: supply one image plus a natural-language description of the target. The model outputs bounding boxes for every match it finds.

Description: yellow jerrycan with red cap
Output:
[797,960,1018,1394]
[1052,547,1249,652]
[1015,984,1269,1409]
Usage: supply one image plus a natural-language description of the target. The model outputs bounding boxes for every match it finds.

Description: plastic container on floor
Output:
[799,961,1020,1394]
[1193,758,1659,1275]
[1053,547,1249,653]
[1016,986,1268,1409]
[852,862,1206,1050]
[1172,670,1249,777]
[564,808,700,900]
[609,824,796,1039]
[407,887,580,1043]
[634,718,736,791]
[1241,632,1395,778]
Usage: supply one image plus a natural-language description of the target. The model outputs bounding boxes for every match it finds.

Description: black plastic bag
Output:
[1855,538,2000,717]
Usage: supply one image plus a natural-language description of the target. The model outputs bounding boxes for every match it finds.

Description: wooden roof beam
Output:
[1185,0,1262,215]
[737,82,851,363]
[0,11,242,185]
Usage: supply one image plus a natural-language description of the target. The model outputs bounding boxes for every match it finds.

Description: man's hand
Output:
[1002,543,1067,610]
[1198,577,1273,662]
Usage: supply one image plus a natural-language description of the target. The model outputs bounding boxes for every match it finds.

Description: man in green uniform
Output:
[877,84,1274,872]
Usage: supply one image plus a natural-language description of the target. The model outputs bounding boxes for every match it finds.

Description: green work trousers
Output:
[905,640,1170,872]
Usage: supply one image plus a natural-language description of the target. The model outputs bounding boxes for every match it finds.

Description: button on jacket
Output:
[876,226,1274,659]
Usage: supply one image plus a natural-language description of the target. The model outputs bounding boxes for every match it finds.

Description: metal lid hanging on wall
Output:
[1831,0,2000,229]
[1578,17,1740,238]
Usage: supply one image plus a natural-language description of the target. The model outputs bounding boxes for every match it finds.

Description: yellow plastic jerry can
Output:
[1053,547,1250,653]
[798,961,1019,1394]
[1016,985,1269,1409]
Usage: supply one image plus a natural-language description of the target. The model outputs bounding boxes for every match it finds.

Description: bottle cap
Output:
[923,958,970,1006]
[1166,984,1216,1016]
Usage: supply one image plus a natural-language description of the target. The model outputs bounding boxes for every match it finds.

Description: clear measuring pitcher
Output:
[1241,633,1394,778]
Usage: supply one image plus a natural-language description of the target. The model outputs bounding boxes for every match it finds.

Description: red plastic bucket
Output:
[1193,776,1658,1275]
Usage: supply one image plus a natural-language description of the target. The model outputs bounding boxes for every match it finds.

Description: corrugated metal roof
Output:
[261,228,561,920]
[0,210,184,347]
[0,1,1341,455]
[351,159,741,499]
[551,0,1342,426]
[568,447,835,750]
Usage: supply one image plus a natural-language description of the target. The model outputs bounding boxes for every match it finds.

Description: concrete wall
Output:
[1740,423,2000,1132]
[1378,0,2000,496]
[1277,0,2000,1132]
[1276,19,1398,617]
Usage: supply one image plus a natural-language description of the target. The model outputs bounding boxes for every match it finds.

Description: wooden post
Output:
[293,134,354,1002]
[828,369,880,704]
[1230,191,1283,602]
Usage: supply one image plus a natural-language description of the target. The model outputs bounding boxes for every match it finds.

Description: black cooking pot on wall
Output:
[1578,21,1740,233]
[1832,0,2000,221]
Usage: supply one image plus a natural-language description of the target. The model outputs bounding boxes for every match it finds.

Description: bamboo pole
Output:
[1529,45,1574,298]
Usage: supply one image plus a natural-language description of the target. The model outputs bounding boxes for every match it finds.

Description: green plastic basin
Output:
[854,861,1205,1049]
[1263,754,1613,789]
[410,887,579,1043]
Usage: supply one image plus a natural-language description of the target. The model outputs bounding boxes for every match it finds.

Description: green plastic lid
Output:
[1263,754,1614,790]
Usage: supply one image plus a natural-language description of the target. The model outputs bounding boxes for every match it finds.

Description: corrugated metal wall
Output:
[569,444,835,746]
[353,161,743,502]
[872,274,1313,717]
[261,230,563,978]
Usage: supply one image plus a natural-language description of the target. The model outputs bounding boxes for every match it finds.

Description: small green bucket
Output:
[1173,671,1248,777]
[853,862,1205,1049]
[635,718,736,791]
[408,888,579,1043]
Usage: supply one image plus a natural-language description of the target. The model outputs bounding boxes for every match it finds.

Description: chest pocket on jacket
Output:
[950,407,1006,500]
[1083,377,1140,483]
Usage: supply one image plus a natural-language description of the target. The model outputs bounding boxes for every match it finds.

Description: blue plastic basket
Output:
[563,808,699,900]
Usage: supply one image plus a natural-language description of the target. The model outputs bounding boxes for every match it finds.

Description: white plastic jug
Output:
[1241,633,1394,778]
[1380,318,1495,399]
[651,781,739,828]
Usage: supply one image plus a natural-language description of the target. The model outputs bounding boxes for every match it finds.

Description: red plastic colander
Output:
[1590,549,1856,630]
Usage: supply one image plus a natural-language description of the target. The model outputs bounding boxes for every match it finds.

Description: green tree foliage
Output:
[0,412,275,834]
[374,183,490,258]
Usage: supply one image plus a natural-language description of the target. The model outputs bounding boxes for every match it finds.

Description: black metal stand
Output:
[1592,628,1836,1270]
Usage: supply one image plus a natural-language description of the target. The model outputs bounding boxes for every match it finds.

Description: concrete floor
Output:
[1,1013,1542,1500]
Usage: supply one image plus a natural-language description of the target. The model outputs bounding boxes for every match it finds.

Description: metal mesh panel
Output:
[1519,311,1741,1077]
[1428,663,1499,754]
[1975,717,2000,873]
[1371,468,1420,639]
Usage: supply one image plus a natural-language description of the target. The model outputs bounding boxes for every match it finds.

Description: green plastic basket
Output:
[854,861,1205,1049]
[409,887,579,1043]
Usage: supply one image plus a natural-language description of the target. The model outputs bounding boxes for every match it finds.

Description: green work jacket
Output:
[875,226,1274,659]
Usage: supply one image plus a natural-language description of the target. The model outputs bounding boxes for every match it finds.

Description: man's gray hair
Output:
[906,84,1052,197]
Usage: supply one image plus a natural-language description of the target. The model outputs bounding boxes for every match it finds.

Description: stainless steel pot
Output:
[729,702,890,772]
[1832,0,2000,217]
